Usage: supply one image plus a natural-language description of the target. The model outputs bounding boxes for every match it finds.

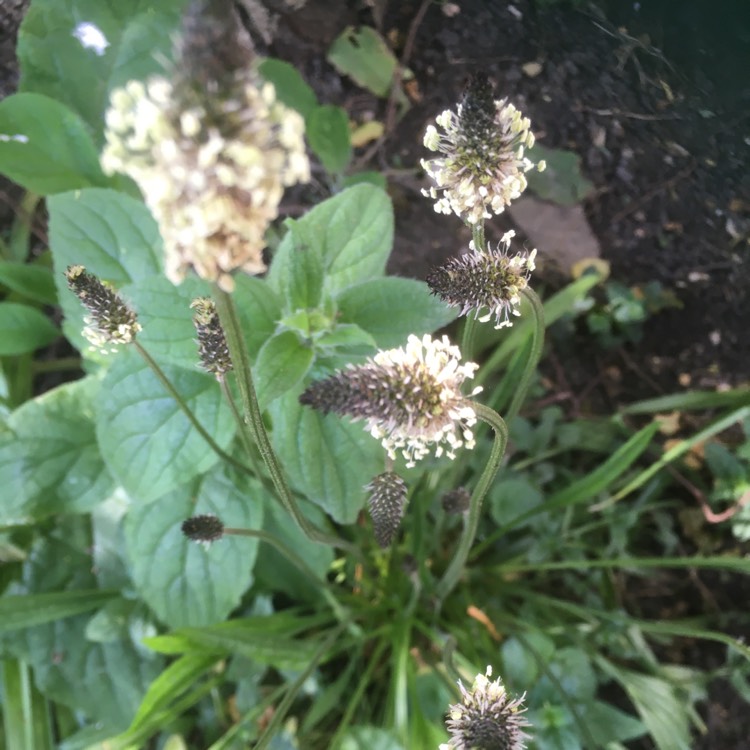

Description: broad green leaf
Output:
[128,275,210,370]
[275,235,325,310]
[48,188,162,355]
[268,184,392,300]
[525,145,594,206]
[0,377,114,521]
[500,633,556,688]
[0,590,116,633]
[258,58,317,119]
[315,324,376,354]
[306,105,352,174]
[18,0,187,141]
[232,275,283,361]
[253,331,314,410]
[581,701,646,745]
[0,302,58,355]
[327,27,405,98]
[145,617,324,670]
[3,537,163,732]
[252,497,334,603]
[335,277,456,348]
[600,663,692,750]
[125,464,263,628]
[0,94,108,194]
[489,475,543,527]
[96,348,235,504]
[269,389,383,523]
[0,261,57,305]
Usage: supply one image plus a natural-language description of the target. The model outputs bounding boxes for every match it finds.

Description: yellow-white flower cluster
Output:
[422,98,544,225]
[101,71,309,291]
[366,334,481,467]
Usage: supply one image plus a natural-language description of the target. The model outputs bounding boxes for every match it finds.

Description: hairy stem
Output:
[212,287,360,556]
[460,221,487,359]
[504,286,545,422]
[435,403,508,600]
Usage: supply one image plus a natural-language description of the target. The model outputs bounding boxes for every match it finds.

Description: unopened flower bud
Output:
[65,265,141,354]
[441,487,471,514]
[191,297,232,376]
[181,513,225,544]
[365,472,408,548]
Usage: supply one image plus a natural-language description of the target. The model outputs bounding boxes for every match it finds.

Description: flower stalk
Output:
[435,402,508,601]
[211,287,358,555]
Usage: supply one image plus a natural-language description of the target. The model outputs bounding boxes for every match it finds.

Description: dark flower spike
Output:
[421,73,545,225]
[441,486,471,514]
[441,666,531,750]
[299,334,481,468]
[65,265,141,353]
[191,297,232,376]
[427,230,537,329]
[181,514,225,544]
[365,472,408,548]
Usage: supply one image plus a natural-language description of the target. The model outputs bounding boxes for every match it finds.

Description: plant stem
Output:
[223,527,349,622]
[133,341,252,477]
[212,287,359,555]
[504,286,545,423]
[435,403,508,601]
[460,222,487,360]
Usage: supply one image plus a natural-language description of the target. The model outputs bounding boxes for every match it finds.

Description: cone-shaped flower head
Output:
[427,231,536,329]
[181,513,225,545]
[365,472,408,548]
[422,74,544,225]
[191,297,232,376]
[101,0,309,291]
[65,265,141,354]
[300,334,481,468]
[440,666,531,750]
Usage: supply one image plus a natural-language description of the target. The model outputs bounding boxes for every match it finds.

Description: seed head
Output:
[65,265,141,354]
[365,472,408,548]
[427,231,536,329]
[299,334,481,468]
[421,74,544,225]
[181,514,225,545]
[440,666,531,750]
[191,297,232,376]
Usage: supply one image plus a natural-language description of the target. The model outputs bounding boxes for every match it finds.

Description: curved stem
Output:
[223,527,348,622]
[504,287,545,423]
[212,287,360,556]
[218,375,266,481]
[133,341,253,477]
[460,222,487,360]
[435,403,508,601]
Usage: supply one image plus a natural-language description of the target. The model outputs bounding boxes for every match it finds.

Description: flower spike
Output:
[440,666,531,750]
[366,472,408,548]
[300,334,481,468]
[427,231,537,329]
[65,265,141,354]
[101,1,309,291]
[422,73,544,225]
